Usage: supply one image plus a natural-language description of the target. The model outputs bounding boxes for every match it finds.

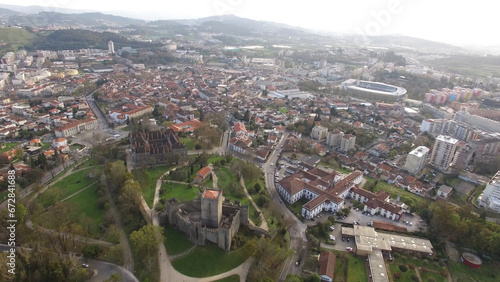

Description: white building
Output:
[480,171,500,213]
[311,125,328,141]
[405,146,430,175]
[326,130,343,148]
[430,135,459,170]
[108,41,115,54]
[340,134,356,152]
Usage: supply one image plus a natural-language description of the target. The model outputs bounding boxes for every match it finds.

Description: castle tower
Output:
[201,188,224,228]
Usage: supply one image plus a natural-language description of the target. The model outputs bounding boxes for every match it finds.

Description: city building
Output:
[437,185,453,199]
[326,130,343,148]
[342,225,433,282]
[311,125,328,141]
[54,118,98,138]
[108,41,115,54]
[430,135,459,170]
[340,134,356,152]
[318,252,336,282]
[404,146,430,175]
[479,171,500,213]
[277,169,362,219]
[130,128,187,167]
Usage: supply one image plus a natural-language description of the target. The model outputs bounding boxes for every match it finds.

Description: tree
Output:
[285,274,303,282]
[15,204,27,224]
[130,225,163,271]
[105,160,131,192]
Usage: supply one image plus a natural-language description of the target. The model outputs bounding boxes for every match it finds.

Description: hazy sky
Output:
[1,0,496,46]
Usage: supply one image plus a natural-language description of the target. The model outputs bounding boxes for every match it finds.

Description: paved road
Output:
[260,132,309,281]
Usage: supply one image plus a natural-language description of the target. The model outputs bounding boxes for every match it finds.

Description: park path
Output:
[240,176,269,231]
[60,181,98,202]
[25,219,114,247]
[143,164,253,282]
[101,175,135,272]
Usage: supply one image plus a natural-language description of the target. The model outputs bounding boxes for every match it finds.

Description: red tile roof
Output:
[203,189,220,199]
[319,252,336,279]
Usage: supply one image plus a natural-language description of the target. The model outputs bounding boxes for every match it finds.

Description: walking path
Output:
[240,176,269,231]
[144,164,253,282]
[168,244,198,260]
[60,181,98,202]
[25,219,114,247]
[101,175,135,272]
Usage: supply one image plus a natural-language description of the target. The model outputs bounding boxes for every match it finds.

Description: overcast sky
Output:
[1,0,497,46]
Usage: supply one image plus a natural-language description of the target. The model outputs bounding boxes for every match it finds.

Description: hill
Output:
[427,54,500,78]
[27,29,158,51]
[363,35,466,54]
[0,27,38,52]
[8,11,144,27]
[0,7,20,16]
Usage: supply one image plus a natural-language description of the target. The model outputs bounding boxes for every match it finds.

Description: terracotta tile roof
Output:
[196,166,211,177]
[319,252,336,279]
[203,189,220,199]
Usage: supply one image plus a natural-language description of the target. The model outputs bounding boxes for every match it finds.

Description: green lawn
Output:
[394,254,444,272]
[419,270,447,282]
[120,125,131,131]
[171,245,248,277]
[449,260,500,282]
[161,182,199,202]
[164,224,195,255]
[0,27,38,52]
[38,167,101,208]
[334,253,348,282]
[279,108,289,114]
[0,142,20,154]
[347,255,368,282]
[365,179,429,210]
[133,165,175,207]
[64,183,105,224]
[215,167,239,191]
[41,142,51,150]
[208,155,225,165]
[286,197,308,218]
[388,263,418,282]
[70,144,83,150]
[214,274,240,282]
[180,137,197,150]
[77,157,101,168]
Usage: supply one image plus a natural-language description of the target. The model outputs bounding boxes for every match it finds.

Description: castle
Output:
[130,128,187,167]
[165,188,249,251]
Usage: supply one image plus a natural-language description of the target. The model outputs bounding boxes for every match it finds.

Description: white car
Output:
[329,235,335,241]
[329,225,335,231]
[346,247,353,251]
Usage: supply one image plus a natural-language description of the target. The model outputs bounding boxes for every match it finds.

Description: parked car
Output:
[329,225,335,231]
[346,247,353,251]
[82,263,89,268]
[329,235,335,241]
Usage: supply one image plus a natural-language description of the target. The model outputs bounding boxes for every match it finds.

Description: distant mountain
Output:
[175,14,314,37]
[360,35,467,54]
[8,11,145,27]
[0,4,97,14]
[0,7,20,16]
[27,29,158,51]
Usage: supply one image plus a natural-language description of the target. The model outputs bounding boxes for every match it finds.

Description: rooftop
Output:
[203,189,220,199]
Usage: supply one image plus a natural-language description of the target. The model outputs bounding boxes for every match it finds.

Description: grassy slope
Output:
[0,27,37,52]
[171,245,248,277]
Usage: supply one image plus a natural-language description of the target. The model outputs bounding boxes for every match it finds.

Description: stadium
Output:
[342,79,407,102]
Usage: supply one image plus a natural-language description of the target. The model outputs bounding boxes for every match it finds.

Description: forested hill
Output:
[27,29,159,51]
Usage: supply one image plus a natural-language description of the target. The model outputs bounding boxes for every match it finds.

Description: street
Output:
[260,133,309,281]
